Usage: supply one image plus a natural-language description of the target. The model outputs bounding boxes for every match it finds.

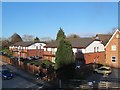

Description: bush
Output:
[41,60,53,67]
[30,61,41,66]
[56,63,75,81]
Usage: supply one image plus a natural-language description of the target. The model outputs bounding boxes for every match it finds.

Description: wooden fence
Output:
[1,55,55,81]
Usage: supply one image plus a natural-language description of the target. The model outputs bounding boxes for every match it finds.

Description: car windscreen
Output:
[2,70,10,74]
[98,68,110,71]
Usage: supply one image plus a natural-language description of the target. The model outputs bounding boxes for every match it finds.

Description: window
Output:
[94,47,96,52]
[111,45,116,51]
[77,49,82,53]
[97,47,99,52]
[52,48,56,55]
[116,34,120,38]
[36,46,38,49]
[46,48,48,51]
[111,56,116,62]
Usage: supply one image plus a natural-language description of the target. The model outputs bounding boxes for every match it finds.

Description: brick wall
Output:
[84,52,105,64]
[27,49,44,57]
[12,49,44,58]
[106,31,120,68]
[43,51,54,61]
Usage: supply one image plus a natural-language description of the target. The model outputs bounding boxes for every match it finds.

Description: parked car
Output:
[94,66,112,75]
[1,69,13,80]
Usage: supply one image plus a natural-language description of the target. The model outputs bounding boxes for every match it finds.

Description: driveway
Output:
[86,67,120,89]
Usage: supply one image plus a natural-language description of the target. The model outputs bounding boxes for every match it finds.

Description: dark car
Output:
[1,69,13,80]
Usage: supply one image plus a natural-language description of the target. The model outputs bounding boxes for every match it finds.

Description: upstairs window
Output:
[111,45,116,51]
[111,56,116,62]
[97,47,99,52]
[77,49,82,53]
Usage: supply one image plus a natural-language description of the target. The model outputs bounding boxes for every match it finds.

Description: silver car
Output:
[94,66,112,75]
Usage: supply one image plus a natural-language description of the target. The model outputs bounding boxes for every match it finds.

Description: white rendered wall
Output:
[85,41,105,53]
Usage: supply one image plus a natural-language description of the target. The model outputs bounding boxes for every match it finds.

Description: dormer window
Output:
[95,36,99,40]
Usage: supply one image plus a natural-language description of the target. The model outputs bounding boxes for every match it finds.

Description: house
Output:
[105,29,120,68]
[9,41,46,58]
[84,34,112,64]
[43,38,105,64]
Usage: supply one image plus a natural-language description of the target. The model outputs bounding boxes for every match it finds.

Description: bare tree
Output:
[40,37,53,42]
[66,34,80,39]
[2,39,10,49]
[22,34,34,41]
[108,27,118,34]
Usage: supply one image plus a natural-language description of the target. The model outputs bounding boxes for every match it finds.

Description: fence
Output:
[1,55,55,81]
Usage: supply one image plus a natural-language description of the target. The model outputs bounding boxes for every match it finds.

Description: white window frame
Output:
[111,45,116,51]
[51,48,56,55]
[111,56,116,63]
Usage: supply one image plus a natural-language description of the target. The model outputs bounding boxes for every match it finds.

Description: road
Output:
[0,60,50,89]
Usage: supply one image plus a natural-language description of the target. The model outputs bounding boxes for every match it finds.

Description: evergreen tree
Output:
[34,37,40,42]
[55,39,74,69]
[56,27,66,40]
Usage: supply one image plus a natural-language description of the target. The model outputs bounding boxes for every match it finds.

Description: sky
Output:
[2,2,118,40]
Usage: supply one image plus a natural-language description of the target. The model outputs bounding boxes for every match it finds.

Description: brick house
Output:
[105,29,120,68]
[85,34,112,64]
[9,41,46,58]
[43,38,105,64]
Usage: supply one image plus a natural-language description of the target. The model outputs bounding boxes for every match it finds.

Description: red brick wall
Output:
[12,49,44,58]
[27,50,38,57]
[106,31,120,68]
[27,49,44,57]
[43,51,53,61]
[84,52,105,64]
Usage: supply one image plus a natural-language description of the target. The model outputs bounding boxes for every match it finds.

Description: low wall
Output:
[84,52,105,64]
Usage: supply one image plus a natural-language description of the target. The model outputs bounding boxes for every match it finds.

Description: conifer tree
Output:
[56,27,66,40]
[55,39,74,69]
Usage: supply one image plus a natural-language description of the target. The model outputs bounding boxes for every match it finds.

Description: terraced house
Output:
[9,29,120,68]
[9,41,46,58]
[43,37,106,64]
